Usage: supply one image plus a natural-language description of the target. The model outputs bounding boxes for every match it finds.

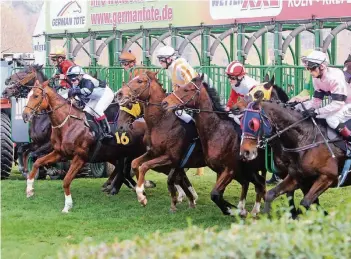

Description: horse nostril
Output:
[244,150,250,158]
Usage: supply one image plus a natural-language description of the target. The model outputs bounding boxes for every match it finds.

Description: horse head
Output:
[161,73,205,110]
[22,80,50,123]
[239,90,272,161]
[116,70,160,105]
[2,64,46,98]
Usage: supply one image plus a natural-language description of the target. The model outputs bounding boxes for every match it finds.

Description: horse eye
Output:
[137,80,143,84]
[184,88,189,92]
[34,95,39,99]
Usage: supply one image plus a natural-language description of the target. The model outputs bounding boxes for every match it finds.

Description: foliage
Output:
[2,169,350,259]
[58,201,351,259]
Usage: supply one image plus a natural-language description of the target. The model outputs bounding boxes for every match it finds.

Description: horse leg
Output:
[210,168,234,215]
[181,170,198,204]
[299,174,334,213]
[62,155,85,213]
[108,161,124,195]
[263,174,299,215]
[249,171,267,217]
[122,157,137,189]
[176,169,197,208]
[22,148,32,177]
[26,151,62,198]
[236,180,249,217]
[131,152,151,181]
[102,161,118,191]
[136,155,172,206]
[286,191,298,219]
[167,168,178,212]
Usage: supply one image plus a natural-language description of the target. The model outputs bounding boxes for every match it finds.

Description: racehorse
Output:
[161,74,267,216]
[239,91,351,215]
[3,65,54,177]
[22,80,195,212]
[116,71,216,212]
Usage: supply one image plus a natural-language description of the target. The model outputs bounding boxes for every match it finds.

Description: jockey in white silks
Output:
[66,65,114,139]
[296,50,351,140]
[156,45,213,123]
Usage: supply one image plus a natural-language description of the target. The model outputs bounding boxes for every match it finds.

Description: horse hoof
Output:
[144,180,156,189]
[26,189,34,198]
[140,197,148,207]
[62,208,70,213]
[188,201,196,209]
[169,208,177,213]
[109,188,117,196]
[239,209,248,218]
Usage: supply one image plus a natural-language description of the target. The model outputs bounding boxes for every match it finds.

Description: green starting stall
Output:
[33,0,351,174]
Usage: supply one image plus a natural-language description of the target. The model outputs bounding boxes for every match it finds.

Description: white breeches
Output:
[175,110,193,123]
[83,86,114,118]
[323,104,351,129]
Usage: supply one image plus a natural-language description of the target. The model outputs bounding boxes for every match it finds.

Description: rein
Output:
[168,81,231,115]
[25,86,82,128]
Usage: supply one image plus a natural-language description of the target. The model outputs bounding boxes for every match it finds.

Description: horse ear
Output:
[34,80,40,86]
[264,73,269,82]
[253,90,264,109]
[270,75,275,85]
[146,70,157,80]
[39,65,43,70]
[200,73,205,81]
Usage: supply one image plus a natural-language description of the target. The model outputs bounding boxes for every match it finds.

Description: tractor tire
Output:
[1,113,13,179]
[89,162,107,178]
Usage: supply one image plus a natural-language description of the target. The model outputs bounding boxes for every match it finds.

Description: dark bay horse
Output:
[240,92,351,215]
[116,71,208,212]
[22,81,195,212]
[3,65,53,177]
[161,74,267,216]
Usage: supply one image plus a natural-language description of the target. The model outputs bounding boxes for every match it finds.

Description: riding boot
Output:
[97,116,113,139]
[336,123,351,141]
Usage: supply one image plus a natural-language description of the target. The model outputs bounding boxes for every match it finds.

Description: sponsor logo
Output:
[50,0,87,30]
[209,0,283,20]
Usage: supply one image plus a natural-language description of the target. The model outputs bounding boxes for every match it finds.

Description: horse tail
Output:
[272,84,289,103]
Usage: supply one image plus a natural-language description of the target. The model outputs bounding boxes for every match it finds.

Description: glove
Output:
[302,108,317,118]
[68,87,81,98]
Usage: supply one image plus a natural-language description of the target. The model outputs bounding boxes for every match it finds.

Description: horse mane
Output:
[199,78,231,121]
[272,84,289,103]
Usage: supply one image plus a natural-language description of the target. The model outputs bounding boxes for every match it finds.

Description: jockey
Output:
[49,46,75,91]
[118,51,145,81]
[156,45,196,123]
[225,61,259,111]
[298,50,351,140]
[66,65,115,139]
[344,54,351,84]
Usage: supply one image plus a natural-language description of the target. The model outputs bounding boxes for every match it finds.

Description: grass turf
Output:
[1,168,350,258]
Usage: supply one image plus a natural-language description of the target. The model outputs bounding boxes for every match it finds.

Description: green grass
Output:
[1,168,350,259]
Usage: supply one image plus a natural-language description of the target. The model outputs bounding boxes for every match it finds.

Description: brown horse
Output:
[161,74,266,216]
[22,81,196,212]
[239,92,351,215]
[117,71,234,213]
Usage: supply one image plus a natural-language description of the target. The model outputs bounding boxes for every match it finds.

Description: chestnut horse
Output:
[22,81,195,212]
[161,74,267,216]
[240,91,351,215]
[117,71,232,213]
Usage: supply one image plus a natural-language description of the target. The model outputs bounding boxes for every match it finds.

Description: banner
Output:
[45,0,351,33]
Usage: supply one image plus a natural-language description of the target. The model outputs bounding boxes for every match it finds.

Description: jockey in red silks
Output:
[49,47,75,91]
[225,61,259,112]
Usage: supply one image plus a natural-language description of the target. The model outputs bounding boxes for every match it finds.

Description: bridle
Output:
[125,74,152,103]
[170,81,200,109]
